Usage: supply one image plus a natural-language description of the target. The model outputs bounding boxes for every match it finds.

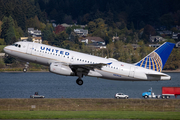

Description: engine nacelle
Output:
[49,62,74,76]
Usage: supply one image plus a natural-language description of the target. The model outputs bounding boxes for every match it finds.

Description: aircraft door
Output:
[26,44,33,54]
[129,67,135,77]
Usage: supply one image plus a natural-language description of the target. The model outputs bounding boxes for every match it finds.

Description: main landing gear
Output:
[23,62,29,73]
[76,78,83,85]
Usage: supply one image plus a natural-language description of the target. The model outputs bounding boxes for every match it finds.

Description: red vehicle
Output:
[162,87,180,99]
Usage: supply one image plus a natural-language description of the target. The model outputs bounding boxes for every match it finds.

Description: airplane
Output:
[3,41,175,85]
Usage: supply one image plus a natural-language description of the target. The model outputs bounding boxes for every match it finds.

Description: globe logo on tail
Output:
[136,52,162,72]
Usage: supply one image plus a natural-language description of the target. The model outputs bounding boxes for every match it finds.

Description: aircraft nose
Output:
[3,46,8,53]
[3,46,11,54]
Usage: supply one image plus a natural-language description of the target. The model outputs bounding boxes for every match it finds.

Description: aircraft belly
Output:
[35,56,50,65]
[96,70,136,81]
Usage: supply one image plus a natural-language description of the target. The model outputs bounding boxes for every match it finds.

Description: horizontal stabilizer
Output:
[146,73,167,76]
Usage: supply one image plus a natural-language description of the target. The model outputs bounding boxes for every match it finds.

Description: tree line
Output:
[0,0,180,45]
[0,0,180,70]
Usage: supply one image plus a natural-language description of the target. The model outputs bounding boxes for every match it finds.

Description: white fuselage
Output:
[4,41,171,81]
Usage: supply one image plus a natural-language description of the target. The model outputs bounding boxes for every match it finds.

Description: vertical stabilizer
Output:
[135,42,175,72]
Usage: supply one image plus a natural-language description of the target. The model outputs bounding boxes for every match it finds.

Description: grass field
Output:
[0,99,180,119]
[0,111,180,119]
[0,45,6,52]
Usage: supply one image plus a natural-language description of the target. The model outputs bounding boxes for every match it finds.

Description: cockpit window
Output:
[13,44,21,48]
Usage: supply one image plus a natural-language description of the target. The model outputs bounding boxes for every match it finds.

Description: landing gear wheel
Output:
[76,78,83,85]
[144,95,148,99]
[23,62,29,73]
[23,68,27,73]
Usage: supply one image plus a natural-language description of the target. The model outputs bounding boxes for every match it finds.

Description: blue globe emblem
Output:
[139,52,162,72]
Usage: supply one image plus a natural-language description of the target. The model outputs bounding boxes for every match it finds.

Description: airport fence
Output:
[0,99,180,112]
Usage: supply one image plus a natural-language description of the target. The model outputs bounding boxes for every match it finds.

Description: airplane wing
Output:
[69,62,112,77]
[69,62,111,70]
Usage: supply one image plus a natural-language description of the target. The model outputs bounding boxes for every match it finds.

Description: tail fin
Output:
[135,42,175,72]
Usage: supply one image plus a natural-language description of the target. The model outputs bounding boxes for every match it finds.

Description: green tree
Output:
[106,42,114,58]
[15,27,24,40]
[0,38,5,45]
[1,16,16,45]
[6,25,16,44]
[54,31,68,46]
[26,16,42,30]
[42,23,54,41]
[1,16,9,39]
[13,4,26,31]
[160,13,174,29]
[66,27,72,35]
[142,25,156,43]
[88,21,96,33]
[0,21,2,36]
[91,18,108,39]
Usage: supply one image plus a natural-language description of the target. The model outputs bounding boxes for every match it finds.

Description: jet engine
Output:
[49,62,74,76]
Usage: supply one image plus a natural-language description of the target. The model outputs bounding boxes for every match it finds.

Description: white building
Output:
[74,29,88,36]
[28,28,42,37]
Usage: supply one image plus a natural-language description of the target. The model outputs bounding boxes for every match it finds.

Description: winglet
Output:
[135,42,175,72]
[107,62,112,65]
